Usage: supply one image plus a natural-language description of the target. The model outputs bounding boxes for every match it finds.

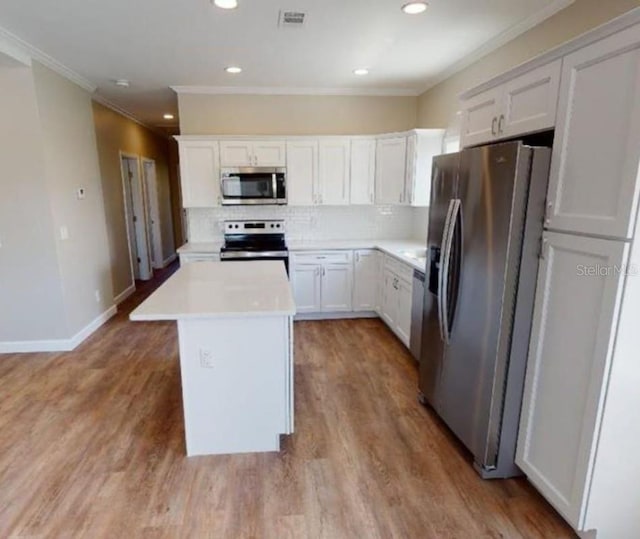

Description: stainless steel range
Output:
[220,220,289,273]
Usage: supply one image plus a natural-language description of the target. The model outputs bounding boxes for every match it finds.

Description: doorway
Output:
[120,154,152,281]
[142,159,164,269]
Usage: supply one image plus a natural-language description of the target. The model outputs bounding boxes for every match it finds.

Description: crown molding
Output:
[171,85,421,97]
[0,24,96,93]
[419,0,575,95]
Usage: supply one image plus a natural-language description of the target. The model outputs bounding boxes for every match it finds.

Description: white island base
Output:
[130,261,295,457]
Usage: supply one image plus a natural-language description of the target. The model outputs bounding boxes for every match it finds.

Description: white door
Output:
[395,277,413,346]
[350,139,376,205]
[286,141,318,206]
[320,263,353,312]
[318,139,351,206]
[292,264,322,313]
[500,59,561,139]
[121,156,152,281]
[178,141,221,207]
[381,269,398,328]
[142,159,164,269]
[459,86,502,147]
[547,26,640,240]
[375,137,407,205]
[516,232,629,529]
[352,249,379,311]
[219,141,253,167]
[253,141,286,167]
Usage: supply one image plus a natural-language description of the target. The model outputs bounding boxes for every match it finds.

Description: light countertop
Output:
[130,261,296,321]
[177,239,427,273]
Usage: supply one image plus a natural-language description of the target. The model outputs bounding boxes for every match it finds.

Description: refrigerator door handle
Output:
[441,199,461,344]
[438,200,456,342]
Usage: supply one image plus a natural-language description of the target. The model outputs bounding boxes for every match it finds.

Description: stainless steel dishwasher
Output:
[410,269,425,361]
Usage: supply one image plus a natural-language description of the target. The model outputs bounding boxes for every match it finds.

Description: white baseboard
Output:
[114,283,136,304]
[162,253,177,268]
[295,311,379,321]
[0,305,118,354]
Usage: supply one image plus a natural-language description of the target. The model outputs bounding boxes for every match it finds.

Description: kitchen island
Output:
[130,261,296,456]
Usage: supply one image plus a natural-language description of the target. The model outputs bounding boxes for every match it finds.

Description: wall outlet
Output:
[199,349,215,368]
[95,290,101,303]
[60,226,69,241]
[76,187,86,200]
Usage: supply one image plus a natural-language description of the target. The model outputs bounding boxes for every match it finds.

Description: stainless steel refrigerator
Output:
[418,141,551,479]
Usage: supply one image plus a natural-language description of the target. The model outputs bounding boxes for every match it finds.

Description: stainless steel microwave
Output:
[220,167,287,205]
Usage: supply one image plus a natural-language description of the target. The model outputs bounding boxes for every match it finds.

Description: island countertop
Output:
[130,261,296,321]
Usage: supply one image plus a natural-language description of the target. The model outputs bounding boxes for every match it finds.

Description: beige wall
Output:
[178,94,418,135]
[417,0,640,128]
[32,62,114,334]
[92,102,178,299]
[0,63,68,342]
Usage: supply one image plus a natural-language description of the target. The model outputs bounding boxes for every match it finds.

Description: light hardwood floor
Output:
[0,264,575,538]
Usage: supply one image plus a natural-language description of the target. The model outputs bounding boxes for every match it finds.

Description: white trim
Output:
[294,311,378,321]
[0,25,96,93]
[458,6,640,100]
[420,0,575,94]
[0,33,31,66]
[162,253,178,268]
[171,85,420,97]
[114,284,136,305]
[0,306,117,354]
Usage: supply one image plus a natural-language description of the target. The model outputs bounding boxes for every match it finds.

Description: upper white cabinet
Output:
[516,232,629,530]
[405,130,446,207]
[376,137,407,205]
[318,139,351,206]
[350,138,376,205]
[546,26,640,240]
[177,139,221,208]
[352,249,379,311]
[460,60,561,147]
[286,140,318,206]
[220,140,286,167]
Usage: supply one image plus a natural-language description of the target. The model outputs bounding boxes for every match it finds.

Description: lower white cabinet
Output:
[352,250,380,311]
[516,232,629,530]
[380,256,413,347]
[179,252,220,264]
[291,252,353,313]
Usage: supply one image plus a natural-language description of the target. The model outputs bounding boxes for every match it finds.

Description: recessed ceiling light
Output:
[213,0,238,9]
[402,2,428,14]
[353,68,369,76]
[163,113,175,120]
[114,79,130,88]
[225,66,242,74]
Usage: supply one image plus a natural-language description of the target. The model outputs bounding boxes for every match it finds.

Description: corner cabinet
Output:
[460,60,561,147]
[177,139,221,208]
[516,232,629,530]
[546,25,640,240]
[405,130,446,207]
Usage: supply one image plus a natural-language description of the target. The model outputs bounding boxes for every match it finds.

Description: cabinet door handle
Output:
[498,114,505,134]
[399,193,403,204]
[491,117,497,136]
[322,267,326,277]
[355,253,360,263]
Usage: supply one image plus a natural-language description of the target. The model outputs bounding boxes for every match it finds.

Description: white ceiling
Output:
[0,0,572,129]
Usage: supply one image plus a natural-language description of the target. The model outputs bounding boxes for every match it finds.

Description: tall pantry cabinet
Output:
[514,19,640,539]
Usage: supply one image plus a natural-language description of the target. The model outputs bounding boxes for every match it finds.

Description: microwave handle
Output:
[272,173,277,199]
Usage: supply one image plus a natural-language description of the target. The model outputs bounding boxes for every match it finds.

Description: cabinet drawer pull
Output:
[491,117,497,136]
[498,114,505,134]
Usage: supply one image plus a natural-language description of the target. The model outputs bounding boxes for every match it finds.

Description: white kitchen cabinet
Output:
[219,140,286,167]
[380,255,413,347]
[286,140,318,206]
[396,278,412,345]
[350,138,376,205]
[291,263,322,314]
[318,139,351,206]
[352,249,379,311]
[381,269,398,327]
[546,26,640,240]
[405,130,446,207]
[291,251,353,313]
[177,139,221,208]
[460,60,561,147]
[179,252,220,264]
[516,232,629,530]
[376,137,407,205]
[321,263,353,312]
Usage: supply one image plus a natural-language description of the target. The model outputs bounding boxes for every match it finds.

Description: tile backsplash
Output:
[187,205,424,243]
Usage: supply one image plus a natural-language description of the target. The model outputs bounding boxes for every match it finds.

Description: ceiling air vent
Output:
[279,10,306,28]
